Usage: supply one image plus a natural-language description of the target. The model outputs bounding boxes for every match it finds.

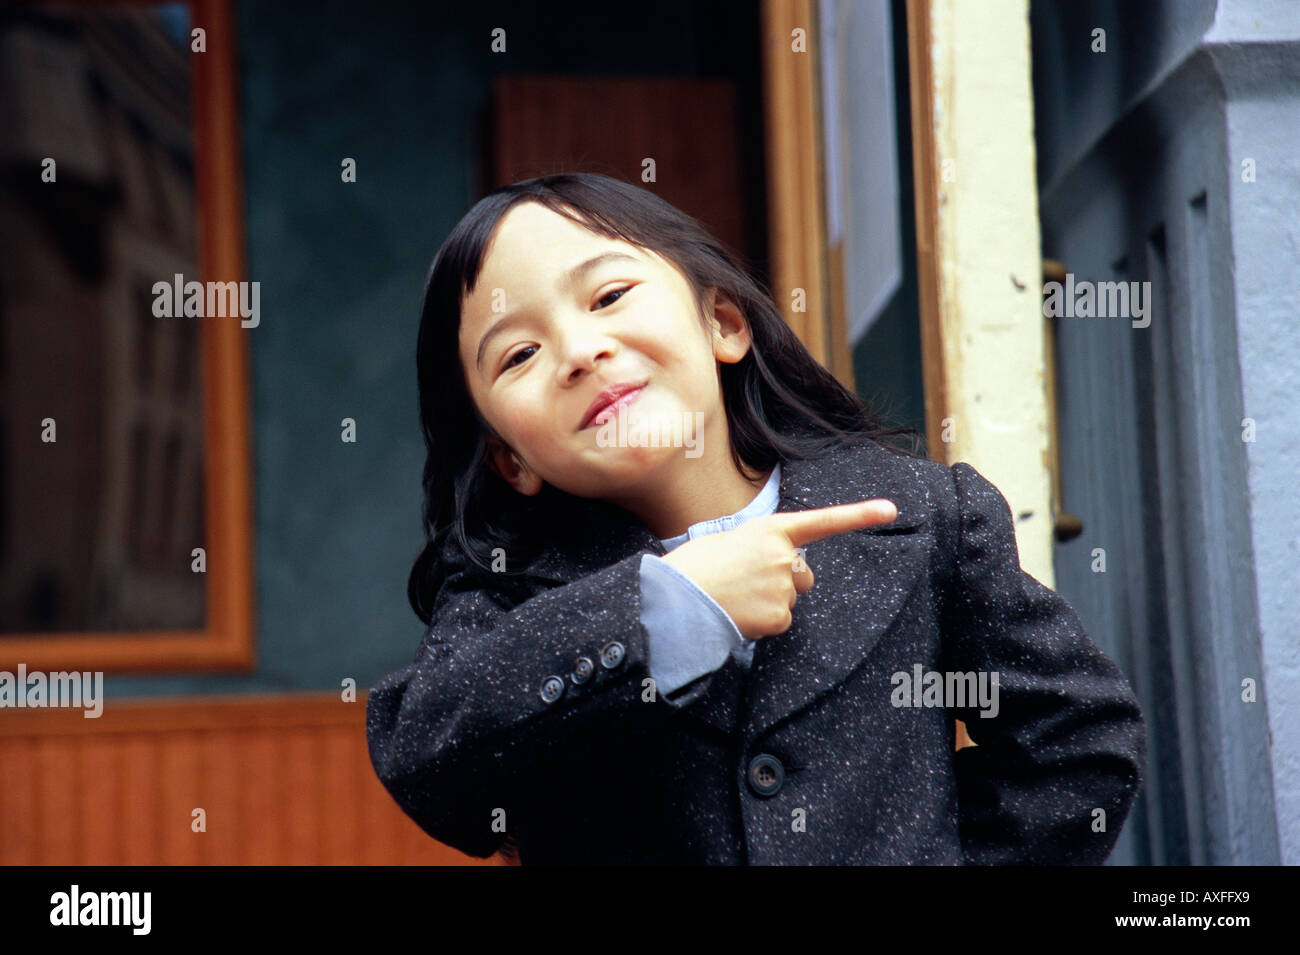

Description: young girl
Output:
[366,172,1147,865]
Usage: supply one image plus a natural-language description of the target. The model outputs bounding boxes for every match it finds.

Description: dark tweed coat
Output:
[366,437,1146,865]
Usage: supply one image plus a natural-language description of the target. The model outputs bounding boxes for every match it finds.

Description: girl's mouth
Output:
[582,385,646,429]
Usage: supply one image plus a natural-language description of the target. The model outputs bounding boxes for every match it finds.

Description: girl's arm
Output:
[940,462,1147,865]
[366,544,711,859]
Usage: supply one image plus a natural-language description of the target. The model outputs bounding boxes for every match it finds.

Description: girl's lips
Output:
[584,385,646,429]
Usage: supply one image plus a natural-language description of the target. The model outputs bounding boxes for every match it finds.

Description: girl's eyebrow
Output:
[474,251,642,372]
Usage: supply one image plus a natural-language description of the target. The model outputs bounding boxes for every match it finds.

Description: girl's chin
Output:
[586,443,676,468]
[563,444,679,486]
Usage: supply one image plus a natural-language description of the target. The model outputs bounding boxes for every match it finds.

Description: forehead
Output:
[458,202,677,344]
[470,202,648,291]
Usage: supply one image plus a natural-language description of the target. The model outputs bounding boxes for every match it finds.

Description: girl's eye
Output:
[499,287,631,374]
[596,286,630,309]
[502,345,537,370]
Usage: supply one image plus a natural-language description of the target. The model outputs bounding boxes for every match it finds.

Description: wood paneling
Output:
[0,692,504,865]
[487,74,751,268]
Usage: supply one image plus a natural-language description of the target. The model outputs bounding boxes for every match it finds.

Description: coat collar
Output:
[524,438,933,742]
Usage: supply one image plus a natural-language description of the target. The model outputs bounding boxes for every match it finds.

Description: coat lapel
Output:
[739,443,932,743]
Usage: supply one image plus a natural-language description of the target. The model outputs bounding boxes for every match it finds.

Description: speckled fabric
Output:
[366,437,1147,865]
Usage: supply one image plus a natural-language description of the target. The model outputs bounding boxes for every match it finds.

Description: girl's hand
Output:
[659,499,899,639]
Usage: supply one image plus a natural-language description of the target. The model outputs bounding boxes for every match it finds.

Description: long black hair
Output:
[409,172,924,625]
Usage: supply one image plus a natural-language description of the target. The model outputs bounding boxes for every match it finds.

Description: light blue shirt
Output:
[638,463,782,699]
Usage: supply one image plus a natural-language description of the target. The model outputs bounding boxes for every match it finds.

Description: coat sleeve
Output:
[365,541,714,859]
[940,462,1147,865]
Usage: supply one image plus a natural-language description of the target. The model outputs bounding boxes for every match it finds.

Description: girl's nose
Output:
[557,320,617,382]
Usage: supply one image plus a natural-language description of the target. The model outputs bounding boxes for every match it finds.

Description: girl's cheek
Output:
[513,399,553,444]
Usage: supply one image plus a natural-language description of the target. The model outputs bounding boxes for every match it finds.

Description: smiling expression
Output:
[457,201,753,500]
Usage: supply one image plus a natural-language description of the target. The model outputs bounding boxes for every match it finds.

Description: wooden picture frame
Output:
[1,0,254,673]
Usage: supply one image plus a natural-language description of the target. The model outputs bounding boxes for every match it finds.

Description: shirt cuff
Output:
[639,553,746,697]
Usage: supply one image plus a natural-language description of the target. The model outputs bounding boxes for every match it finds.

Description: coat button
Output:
[747,754,785,797]
[570,656,595,685]
[539,675,565,704]
[598,641,625,669]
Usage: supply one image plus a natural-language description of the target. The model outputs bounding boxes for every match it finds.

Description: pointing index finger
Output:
[768,499,900,547]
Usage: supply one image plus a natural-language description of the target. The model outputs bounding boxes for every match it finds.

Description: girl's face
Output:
[457,201,753,501]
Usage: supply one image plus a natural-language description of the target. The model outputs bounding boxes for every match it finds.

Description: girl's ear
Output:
[706,288,752,365]
[486,435,544,497]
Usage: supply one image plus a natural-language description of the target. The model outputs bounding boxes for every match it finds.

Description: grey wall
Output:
[1208,2,1300,868]
[107,0,764,699]
[1031,0,1297,864]
[1032,0,1218,193]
